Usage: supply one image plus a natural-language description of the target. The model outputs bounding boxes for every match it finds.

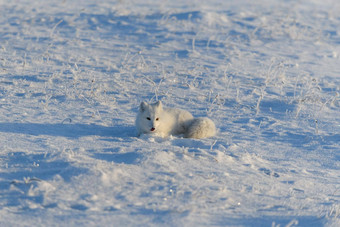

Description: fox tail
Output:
[185,117,216,139]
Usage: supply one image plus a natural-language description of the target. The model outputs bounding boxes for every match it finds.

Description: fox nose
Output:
[150,127,155,131]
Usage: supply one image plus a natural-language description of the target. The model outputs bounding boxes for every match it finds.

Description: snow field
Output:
[0,0,339,226]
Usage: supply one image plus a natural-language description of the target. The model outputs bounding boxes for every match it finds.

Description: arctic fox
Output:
[135,101,216,139]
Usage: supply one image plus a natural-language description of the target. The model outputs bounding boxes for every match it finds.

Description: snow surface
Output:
[0,0,339,226]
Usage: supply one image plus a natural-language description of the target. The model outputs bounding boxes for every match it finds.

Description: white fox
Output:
[135,101,216,139]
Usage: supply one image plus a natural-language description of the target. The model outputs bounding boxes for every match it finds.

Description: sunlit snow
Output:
[0,0,339,226]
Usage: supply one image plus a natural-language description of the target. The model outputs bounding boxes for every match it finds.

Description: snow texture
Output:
[0,0,339,226]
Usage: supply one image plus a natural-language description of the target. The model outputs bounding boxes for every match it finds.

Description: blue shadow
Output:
[0,122,135,138]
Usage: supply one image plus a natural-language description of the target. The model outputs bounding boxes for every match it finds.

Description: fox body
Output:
[136,101,216,139]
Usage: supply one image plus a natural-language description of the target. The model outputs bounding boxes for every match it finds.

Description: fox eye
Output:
[146,117,151,120]
[156,118,159,121]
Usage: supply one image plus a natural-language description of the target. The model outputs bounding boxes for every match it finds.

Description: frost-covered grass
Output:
[0,0,339,226]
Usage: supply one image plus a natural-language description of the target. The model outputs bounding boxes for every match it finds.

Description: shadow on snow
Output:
[216,215,328,227]
[89,147,141,165]
[0,151,88,209]
[0,122,135,138]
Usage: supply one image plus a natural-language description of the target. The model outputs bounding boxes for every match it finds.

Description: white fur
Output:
[136,101,216,139]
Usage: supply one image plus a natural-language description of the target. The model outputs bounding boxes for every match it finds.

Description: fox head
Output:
[138,101,163,133]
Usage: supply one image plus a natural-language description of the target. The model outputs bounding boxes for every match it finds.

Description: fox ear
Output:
[140,101,148,112]
[155,100,162,109]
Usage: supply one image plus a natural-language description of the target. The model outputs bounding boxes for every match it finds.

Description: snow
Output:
[0,0,339,226]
